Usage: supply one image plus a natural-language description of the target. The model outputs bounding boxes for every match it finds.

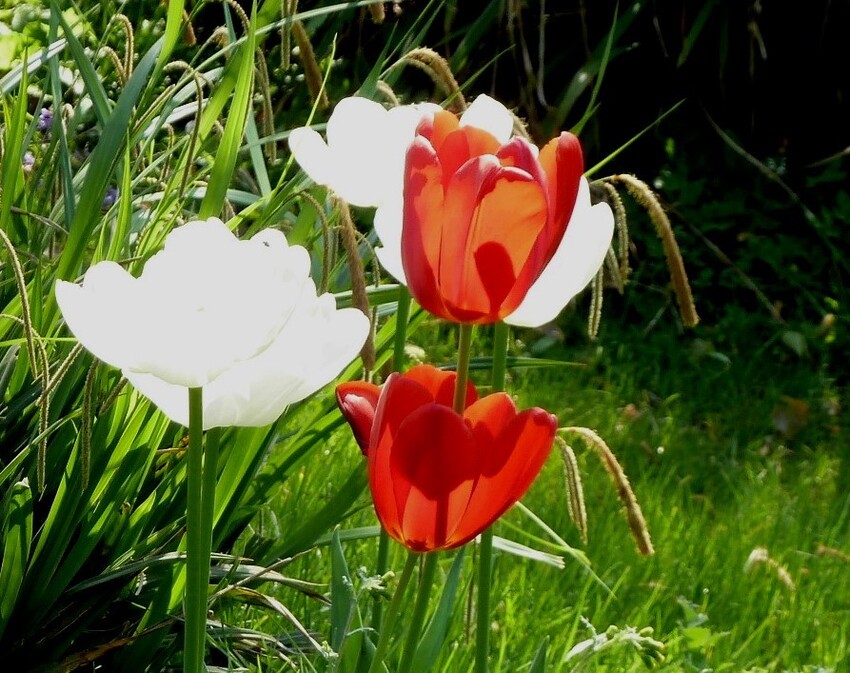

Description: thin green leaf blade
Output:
[410,548,465,673]
[199,10,257,218]
[0,478,34,639]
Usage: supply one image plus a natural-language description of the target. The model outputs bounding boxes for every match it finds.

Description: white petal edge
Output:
[288,127,336,188]
[124,300,370,429]
[323,97,396,207]
[459,94,514,143]
[373,201,407,284]
[505,180,615,327]
[55,262,144,370]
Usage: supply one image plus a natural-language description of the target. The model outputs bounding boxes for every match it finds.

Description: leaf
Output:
[331,529,365,673]
[490,536,565,569]
[528,637,549,673]
[54,36,163,285]
[410,548,465,673]
[199,6,257,218]
[330,530,356,652]
[0,478,33,640]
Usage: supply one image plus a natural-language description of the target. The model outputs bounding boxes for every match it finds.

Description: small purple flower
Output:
[102,186,118,211]
[37,107,53,133]
[22,151,35,174]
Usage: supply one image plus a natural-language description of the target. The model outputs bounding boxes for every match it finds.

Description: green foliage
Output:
[1,0,846,671]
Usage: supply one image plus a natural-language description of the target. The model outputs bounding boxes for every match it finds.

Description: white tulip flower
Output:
[288,97,440,209]
[55,218,369,429]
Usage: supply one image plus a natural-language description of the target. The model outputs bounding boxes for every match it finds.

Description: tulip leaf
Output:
[0,478,33,640]
[314,526,382,546]
[275,465,368,559]
[330,530,353,652]
[156,0,185,73]
[0,70,29,243]
[410,548,465,673]
[529,636,549,673]
[490,536,565,569]
[330,528,367,673]
[54,36,162,285]
[0,38,66,95]
[443,356,583,372]
[51,0,111,126]
[47,12,75,226]
[199,5,257,218]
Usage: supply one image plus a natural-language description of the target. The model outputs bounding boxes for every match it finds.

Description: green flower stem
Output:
[185,386,207,673]
[453,323,474,413]
[372,288,413,632]
[490,321,509,393]
[200,425,221,581]
[366,551,419,673]
[474,320,510,673]
[392,287,412,371]
[373,529,391,631]
[399,552,439,672]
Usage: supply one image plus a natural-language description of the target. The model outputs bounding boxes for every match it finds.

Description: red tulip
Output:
[401,107,584,324]
[336,365,557,552]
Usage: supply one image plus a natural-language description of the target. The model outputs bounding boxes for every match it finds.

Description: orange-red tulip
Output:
[401,108,584,324]
[336,365,557,552]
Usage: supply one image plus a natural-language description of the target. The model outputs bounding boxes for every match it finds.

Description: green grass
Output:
[2,1,847,670]
[246,316,848,672]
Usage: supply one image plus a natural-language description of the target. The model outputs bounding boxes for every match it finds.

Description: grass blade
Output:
[411,548,465,673]
[0,479,33,640]
[199,8,257,218]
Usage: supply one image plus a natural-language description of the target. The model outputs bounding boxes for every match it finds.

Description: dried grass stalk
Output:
[610,174,699,327]
[556,436,588,543]
[561,426,655,556]
[393,48,466,112]
[744,547,796,591]
[292,20,329,110]
[337,199,375,375]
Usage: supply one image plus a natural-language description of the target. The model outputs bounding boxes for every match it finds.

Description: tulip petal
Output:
[336,380,381,454]
[447,407,556,548]
[538,132,584,234]
[505,179,615,327]
[404,363,478,409]
[322,97,396,206]
[130,222,313,388]
[373,200,406,283]
[463,392,518,464]
[459,94,514,144]
[390,403,476,551]
[288,127,337,189]
[369,374,435,542]
[125,290,369,429]
[55,262,144,371]
[402,137,452,319]
[436,127,501,182]
[438,156,548,322]
[290,98,437,208]
[416,109,460,156]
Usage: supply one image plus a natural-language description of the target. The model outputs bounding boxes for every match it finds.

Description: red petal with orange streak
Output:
[416,109,460,154]
[404,364,478,409]
[538,132,584,232]
[435,126,502,183]
[368,374,434,543]
[389,403,477,551]
[438,158,548,322]
[446,406,557,548]
[336,380,381,454]
[402,137,450,320]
